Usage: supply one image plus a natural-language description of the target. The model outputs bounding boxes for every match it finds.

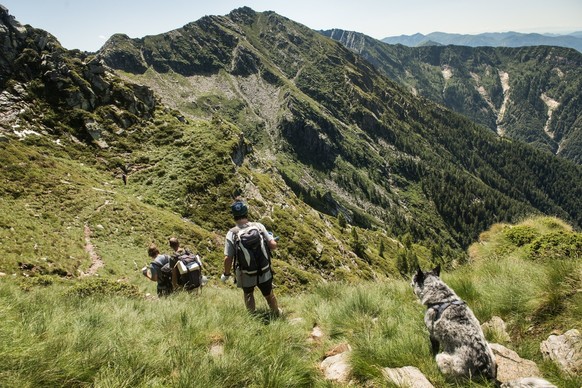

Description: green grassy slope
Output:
[1,216,580,387]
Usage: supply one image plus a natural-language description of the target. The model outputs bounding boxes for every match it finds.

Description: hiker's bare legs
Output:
[265,292,280,316]
[244,292,256,313]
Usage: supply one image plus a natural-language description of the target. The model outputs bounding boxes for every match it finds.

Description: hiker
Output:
[169,237,206,292]
[221,199,281,316]
[142,244,175,297]
[168,237,188,289]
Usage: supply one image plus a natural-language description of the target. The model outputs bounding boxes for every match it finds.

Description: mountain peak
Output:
[228,6,258,24]
[0,4,27,35]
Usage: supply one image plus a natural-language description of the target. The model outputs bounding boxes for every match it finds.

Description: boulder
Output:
[320,350,351,383]
[540,329,581,376]
[381,366,434,388]
[482,316,511,343]
[490,343,541,383]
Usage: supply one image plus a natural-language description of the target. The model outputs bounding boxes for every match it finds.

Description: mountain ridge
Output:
[323,28,582,164]
[96,8,582,241]
[381,31,582,53]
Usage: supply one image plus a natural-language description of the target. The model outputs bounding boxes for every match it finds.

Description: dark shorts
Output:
[242,277,273,296]
[157,286,172,297]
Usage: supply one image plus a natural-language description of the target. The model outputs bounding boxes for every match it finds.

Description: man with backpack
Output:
[169,237,205,292]
[221,199,281,316]
[143,244,175,297]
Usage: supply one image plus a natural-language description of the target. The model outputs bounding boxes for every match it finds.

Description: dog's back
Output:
[412,266,497,381]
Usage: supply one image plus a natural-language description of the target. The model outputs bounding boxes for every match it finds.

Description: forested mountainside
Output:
[98,7,581,246]
[1,6,581,283]
[324,29,582,164]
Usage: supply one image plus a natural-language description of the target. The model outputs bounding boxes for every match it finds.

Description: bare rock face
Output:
[540,329,582,376]
[381,366,434,388]
[490,343,541,383]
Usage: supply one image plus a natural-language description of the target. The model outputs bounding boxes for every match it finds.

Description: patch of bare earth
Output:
[80,224,104,277]
[540,93,560,140]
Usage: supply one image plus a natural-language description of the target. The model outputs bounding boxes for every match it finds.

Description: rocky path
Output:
[80,224,104,277]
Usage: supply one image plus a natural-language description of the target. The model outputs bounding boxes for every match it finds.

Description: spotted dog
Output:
[412,265,497,382]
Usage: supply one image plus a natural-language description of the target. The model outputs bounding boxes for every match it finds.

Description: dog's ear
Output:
[431,264,441,277]
[414,266,424,284]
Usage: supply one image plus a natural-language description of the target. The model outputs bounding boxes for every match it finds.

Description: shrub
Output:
[19,275,54,291]
[503,225,539,247]
[527,231,582,261]
[66,278,141,298]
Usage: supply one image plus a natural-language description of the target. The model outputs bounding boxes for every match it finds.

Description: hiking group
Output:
[143,199,281,316]
[143,237,205,296]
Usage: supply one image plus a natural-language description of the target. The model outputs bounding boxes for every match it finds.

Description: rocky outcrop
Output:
[0,6,156,139]
[0,5,59,86]
[98,34,148,74]
[540,329,582,376]
[490,343,541,383]
[231,133,252,166]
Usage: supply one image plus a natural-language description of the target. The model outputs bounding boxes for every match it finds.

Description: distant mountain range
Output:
[381,31,582,53]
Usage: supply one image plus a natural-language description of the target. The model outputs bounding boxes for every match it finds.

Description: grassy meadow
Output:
[1,216,580,387]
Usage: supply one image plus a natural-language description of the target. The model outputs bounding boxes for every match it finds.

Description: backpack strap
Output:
[230,226,241,270]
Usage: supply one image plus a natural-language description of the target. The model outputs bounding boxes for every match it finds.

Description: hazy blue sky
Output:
[3,0,581,52]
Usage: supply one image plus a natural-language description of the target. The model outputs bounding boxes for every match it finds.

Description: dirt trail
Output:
[80,224,104,277]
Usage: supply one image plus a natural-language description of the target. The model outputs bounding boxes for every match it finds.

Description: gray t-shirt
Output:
[150,254,170,280]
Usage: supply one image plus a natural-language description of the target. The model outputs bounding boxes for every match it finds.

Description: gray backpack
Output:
[233,224,271,276]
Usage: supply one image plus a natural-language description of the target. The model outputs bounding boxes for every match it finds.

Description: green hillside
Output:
[98,8,582,252]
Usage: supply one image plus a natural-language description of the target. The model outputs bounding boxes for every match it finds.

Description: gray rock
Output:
[540,329,581,376]
[320,351,351,383]
[490,343,540,383]
[381,366,434,387]
[500,377,557,387]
